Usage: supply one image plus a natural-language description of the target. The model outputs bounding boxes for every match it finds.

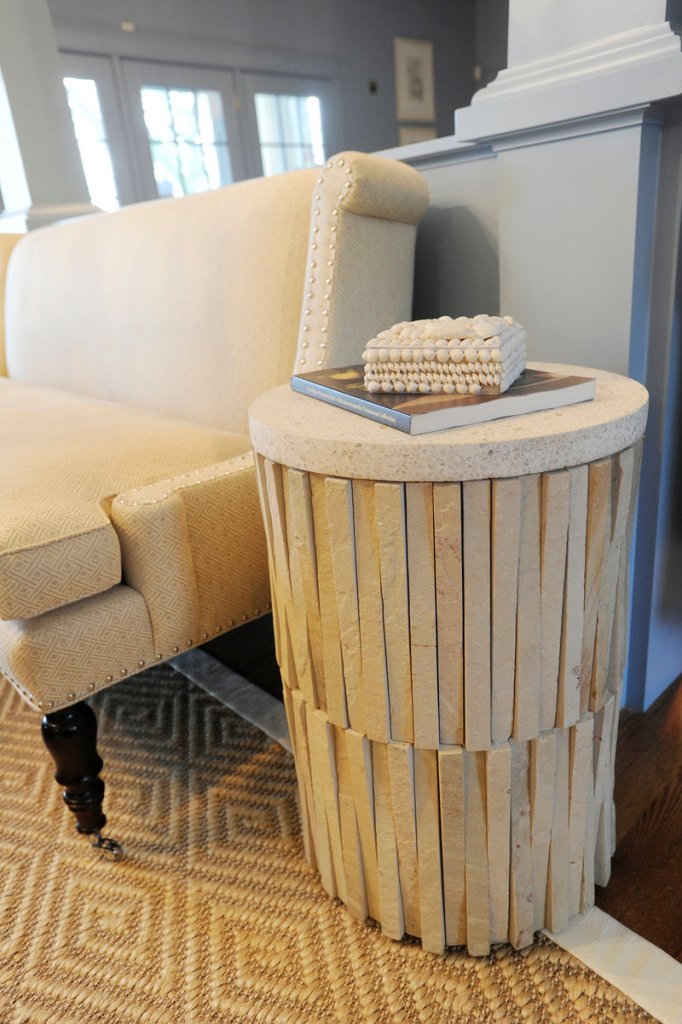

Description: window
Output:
[63,76,119,211]
[60,54,342,203]
[254,93,325,176]
[140,86,233,197]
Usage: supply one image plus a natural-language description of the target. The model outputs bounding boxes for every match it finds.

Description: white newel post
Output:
[457,0,682,139]
[449,0,682,710]
[0,0,95,231]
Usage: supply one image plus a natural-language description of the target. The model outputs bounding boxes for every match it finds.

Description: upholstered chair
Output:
[0,153,429,855]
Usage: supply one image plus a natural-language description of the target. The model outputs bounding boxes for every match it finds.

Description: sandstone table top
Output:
[249,362,648,481]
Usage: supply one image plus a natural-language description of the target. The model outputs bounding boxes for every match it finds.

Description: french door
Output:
[238,71,340,179]
[60,53,339,209]
[61,52,135,208]
[120,60,246,201]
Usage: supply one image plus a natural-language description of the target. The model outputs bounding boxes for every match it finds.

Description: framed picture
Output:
[398,125,437,146]
[393,37,435,123]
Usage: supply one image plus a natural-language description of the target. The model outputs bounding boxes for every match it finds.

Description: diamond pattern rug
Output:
[0,666,656,1023]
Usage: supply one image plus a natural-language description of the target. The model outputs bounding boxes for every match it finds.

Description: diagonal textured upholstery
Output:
[0,151,429,712]
[0,379,250,620]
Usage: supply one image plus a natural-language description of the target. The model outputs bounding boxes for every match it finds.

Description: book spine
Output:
[291,376,412,433]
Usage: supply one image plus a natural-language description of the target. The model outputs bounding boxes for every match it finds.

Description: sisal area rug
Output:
[0,666,656,1024]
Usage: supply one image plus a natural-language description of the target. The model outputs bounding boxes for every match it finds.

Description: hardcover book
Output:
[290,364,596,435]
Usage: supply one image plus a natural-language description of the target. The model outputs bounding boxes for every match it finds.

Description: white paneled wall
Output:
[380,4,682,709]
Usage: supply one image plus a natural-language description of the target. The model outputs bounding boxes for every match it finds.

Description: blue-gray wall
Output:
[474,0,508,87]
[48,0,480,150]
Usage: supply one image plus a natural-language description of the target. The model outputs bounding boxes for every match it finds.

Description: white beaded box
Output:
[362,314,526,396]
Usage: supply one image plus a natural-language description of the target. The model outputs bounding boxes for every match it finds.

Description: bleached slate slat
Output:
[334,725,368,921]
[590,460,625,713]
[387,741,421,937]
[625,439,644,555]
[530,731,557,932]
[608,681,620,859]
[291,690,319,863]
[514,474,542,742]
[304,701,337,898]
[581,744,596,916]
[281,469,316,704]
[607,441,643,699]
[546,727,570,933]
[568,716,594,918]
[278,606,299,695]
[414,747,446,954]
[463,480,492,751]
[254,453,282,665]
[283,686,316,867]
[593,448,634,709]
[433,483,464,745]
[557,464,588,728]
[593,695,616,887]
[438,747,466,947]
[325,477,366,735]
[582,458,612,713]
[285,469,326,709]
[262,458,296,677]
[261,464,299,696]
[406,483,439,749]
[375,482,413,743]
[464,749,490,955]
[486,744,512,944]
[309,474,348,728]
[539,470,571,731]
[309,708,347,903]
[607,540,629,704]
[345,729,381,922]
[372,740,405,940]
[352,480,391,742]
[491,478,521,744]
[509,739,534,949]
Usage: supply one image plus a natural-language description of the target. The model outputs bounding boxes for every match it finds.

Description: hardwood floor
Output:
[595,675,682,961]
[205,617,682,960]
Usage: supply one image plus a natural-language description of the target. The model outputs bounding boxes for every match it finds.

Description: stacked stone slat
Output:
[362,314,527,396]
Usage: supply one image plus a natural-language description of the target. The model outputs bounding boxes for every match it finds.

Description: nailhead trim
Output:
[297,155,357,372]
[115,453,253,508]
[2,601,270,714]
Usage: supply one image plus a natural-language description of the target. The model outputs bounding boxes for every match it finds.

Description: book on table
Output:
[290,364,596,435]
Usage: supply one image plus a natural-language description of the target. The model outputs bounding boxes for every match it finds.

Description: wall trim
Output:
[457,20,682,141]
[376,135,495,171]
[54,18,340,80]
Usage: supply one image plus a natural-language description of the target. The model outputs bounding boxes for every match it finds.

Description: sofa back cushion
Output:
[5,169,317,434]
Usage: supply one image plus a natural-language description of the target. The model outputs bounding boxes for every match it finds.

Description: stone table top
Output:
[248,362,648,481]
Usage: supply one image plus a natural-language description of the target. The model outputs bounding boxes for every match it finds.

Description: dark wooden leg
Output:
[41,701,106,834]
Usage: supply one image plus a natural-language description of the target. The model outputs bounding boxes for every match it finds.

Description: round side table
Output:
[249,362,648,956]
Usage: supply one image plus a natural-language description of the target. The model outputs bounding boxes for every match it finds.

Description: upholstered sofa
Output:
[0,152,429,853]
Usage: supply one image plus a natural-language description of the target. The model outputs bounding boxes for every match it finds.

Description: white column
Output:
[0,0,95,231]
[447,1,682,712]
[457,0,682,140]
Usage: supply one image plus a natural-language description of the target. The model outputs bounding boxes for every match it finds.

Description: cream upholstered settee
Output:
[0,153,429,852]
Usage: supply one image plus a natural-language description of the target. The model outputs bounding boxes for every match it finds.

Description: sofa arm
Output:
[110,451,271,657]
[0,234,23,376]
[294,151,430,374]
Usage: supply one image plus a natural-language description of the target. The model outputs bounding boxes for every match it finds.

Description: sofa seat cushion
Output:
[0,378,250,620]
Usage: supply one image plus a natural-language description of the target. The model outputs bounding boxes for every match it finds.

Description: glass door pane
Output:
[254,93,325,175]
[240,72,341,179]
[140,85,232,197]
[63,76,119,211]
[60,52,137,207]
[121,61,247,201]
